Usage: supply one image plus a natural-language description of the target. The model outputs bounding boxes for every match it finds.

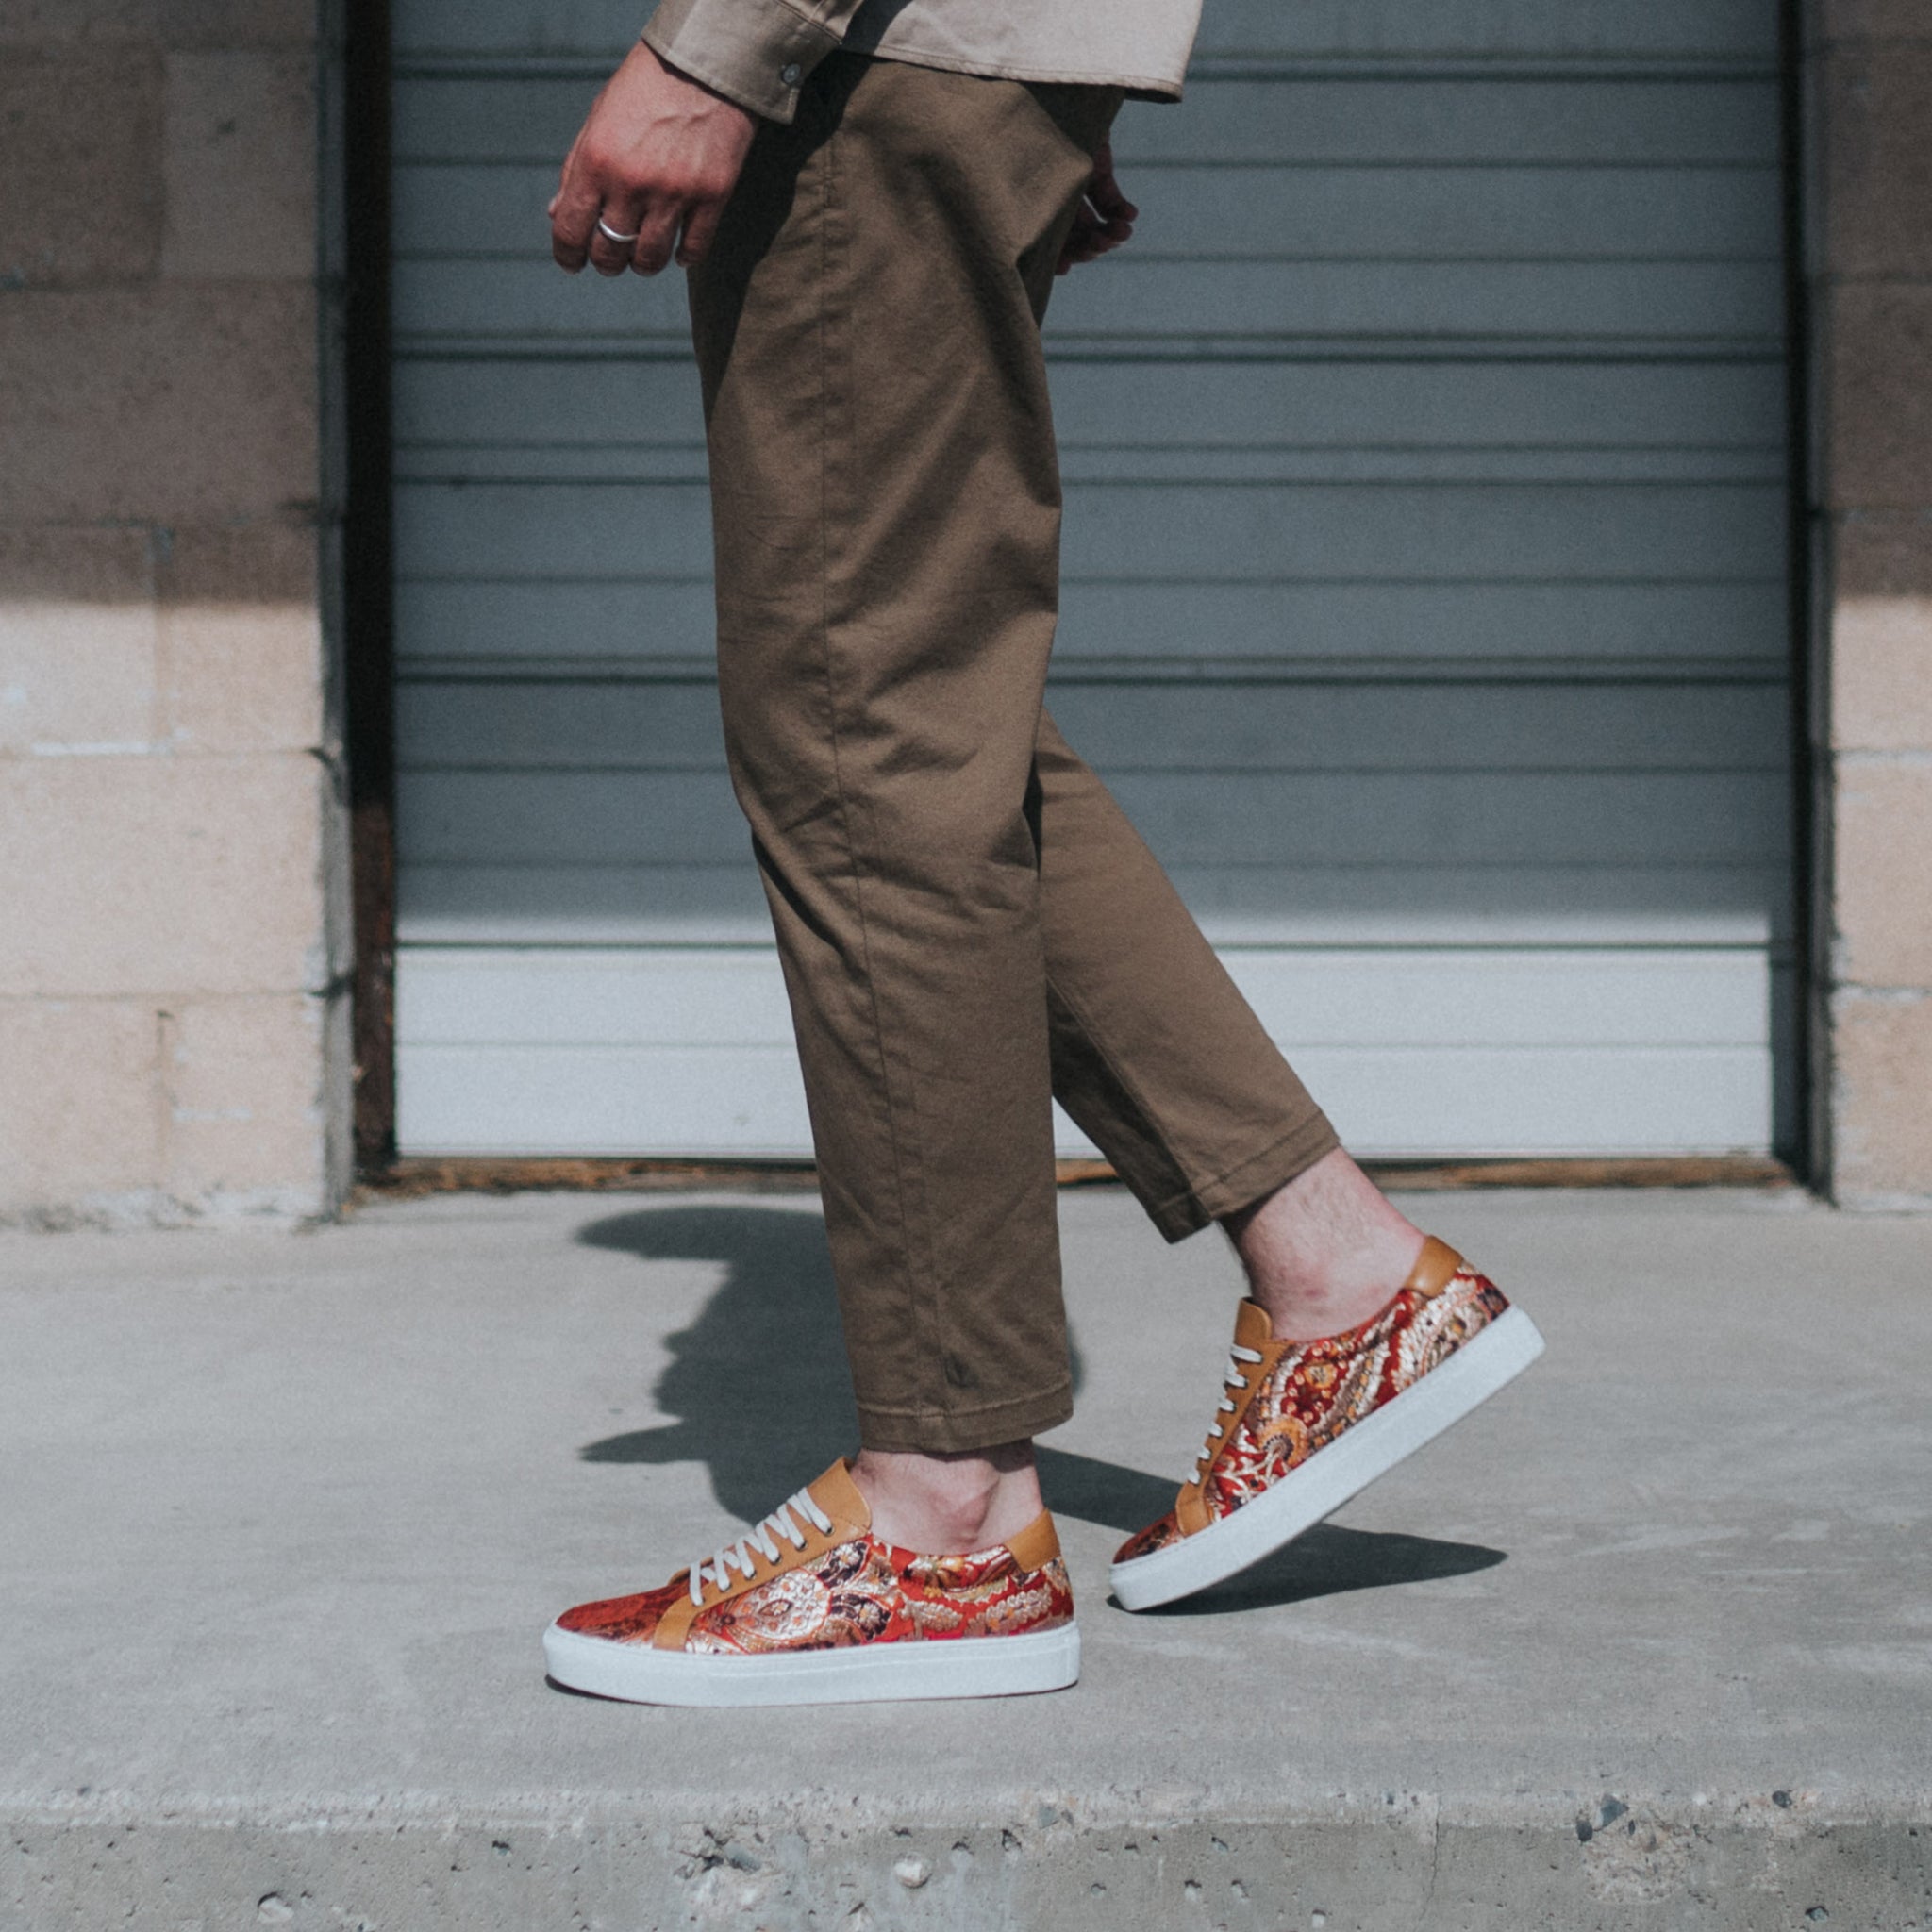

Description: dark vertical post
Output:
[342,0,399,1174]
[1777,0,1824,1185]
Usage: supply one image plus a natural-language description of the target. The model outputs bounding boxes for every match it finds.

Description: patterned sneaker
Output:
[1110,1237,1543,1611]
[544,1459,1079,1706]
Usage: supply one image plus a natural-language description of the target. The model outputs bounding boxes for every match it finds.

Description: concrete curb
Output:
[8,1792,1931,1930]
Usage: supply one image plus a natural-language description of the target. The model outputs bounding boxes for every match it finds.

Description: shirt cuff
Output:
[641,0,843,123]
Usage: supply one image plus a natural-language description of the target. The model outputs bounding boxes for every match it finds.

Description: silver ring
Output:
[596,216,641,244]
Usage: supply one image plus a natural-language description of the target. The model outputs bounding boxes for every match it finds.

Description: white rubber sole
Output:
[1110,1307,1546,1612]
[543,1620,1081,1707]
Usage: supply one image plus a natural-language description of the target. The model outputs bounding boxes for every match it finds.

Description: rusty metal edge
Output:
[349,1153,1796,1208]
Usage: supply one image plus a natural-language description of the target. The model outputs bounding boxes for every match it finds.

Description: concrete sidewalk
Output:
[3,1187,1929,1929]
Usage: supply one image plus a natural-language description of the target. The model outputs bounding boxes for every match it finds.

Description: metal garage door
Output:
[389,0,1796,1159]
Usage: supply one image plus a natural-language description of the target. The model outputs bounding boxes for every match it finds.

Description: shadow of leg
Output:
[573,1204,860,1521]
[1035,1444,1176,1531]
[571,1201,1088,1525]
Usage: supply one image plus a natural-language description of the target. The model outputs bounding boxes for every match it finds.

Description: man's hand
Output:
[550,42,758,276]
[1056,143,1137,275]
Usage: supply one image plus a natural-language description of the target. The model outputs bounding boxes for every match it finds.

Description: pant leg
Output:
[1035,713,1341,1240]
[689,57,1113,1452]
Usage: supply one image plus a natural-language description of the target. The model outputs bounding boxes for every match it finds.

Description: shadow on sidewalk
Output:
[575,1203,862,1514]
[574,1202,1504,1611]
[1031,1445,1506,1612]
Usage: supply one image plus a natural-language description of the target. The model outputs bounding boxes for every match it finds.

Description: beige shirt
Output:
[641,0,1203,124]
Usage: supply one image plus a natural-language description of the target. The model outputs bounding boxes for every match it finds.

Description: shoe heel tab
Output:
[1405,1236,1465,1298]
[1006,1509,1064,1573]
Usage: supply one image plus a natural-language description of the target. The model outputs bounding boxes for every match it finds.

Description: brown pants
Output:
[689,55,1338,1453]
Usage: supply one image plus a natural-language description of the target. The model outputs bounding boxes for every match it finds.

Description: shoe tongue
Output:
[805,1458,872,1535]
[1233,1298,1274,1350]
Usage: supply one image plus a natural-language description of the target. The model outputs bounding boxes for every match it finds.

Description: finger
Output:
[549,126,601,270]
[1058,206,1101,275]
[587,199,645,276]
[675,192,727,270]
[1088,146,1139,225]
[548,133,575,227]
[551,173,603,273]
[1064,196,1133,260]
[628,200,682,276]
[1063,198,1133,268]
[549,125,585,225]
[1090,179,1138,225]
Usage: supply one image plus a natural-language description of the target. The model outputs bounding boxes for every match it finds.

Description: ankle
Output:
[1224,1148,1425,1342]
[1252,1224,1423,1339]
[850,1442,1042,1554]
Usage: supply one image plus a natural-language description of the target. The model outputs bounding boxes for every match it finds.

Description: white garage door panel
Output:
[396,581,1789,675]
[1042,260,1782,342]
[394,950,1775,1158]
[397,1039,1772,1159]
[395,585,717,669]
[395,79,1774,170]
[399,767,1787,869]
[1052,584,1787,673]
[396,480,1782,583]
[415,449,1774,488]
[390,0,1798,1163]
[1126,82,1776,166]
[401,1044,818,1154]
[396,359,708,448]
[1191,0,1773,59]
[401,948,1772,1048]
[399,679,1790,773]
[402,864,766,942]
[399,257,1778,348]
[397,359,1786,458]
[398,163,1784,264]
[397,863,1790,949]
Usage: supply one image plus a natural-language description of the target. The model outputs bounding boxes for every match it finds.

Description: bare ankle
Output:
[1224,1148,1424,1341]
[850,1441,1042,1554]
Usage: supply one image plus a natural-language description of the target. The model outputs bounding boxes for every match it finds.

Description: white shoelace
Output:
[1194,1341,1266,1476]
[687,1488,835,1606]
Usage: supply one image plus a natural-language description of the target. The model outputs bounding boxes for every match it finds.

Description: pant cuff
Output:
[1143,1110,1343,1243]
[855,1377,1075,1454]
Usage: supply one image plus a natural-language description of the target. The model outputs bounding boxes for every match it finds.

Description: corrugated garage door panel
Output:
[389,0,1795,1158]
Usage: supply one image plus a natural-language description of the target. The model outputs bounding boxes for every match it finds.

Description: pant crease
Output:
[1043,959,1207,1200]
[808,111,947,1407]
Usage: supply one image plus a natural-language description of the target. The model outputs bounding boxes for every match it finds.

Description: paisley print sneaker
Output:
[1110,1237,1543,1611]
[544,1459,1078,1706]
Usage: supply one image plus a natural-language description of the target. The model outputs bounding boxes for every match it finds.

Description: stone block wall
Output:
[1816,1,1932,1206]
[0,1,348,1224]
